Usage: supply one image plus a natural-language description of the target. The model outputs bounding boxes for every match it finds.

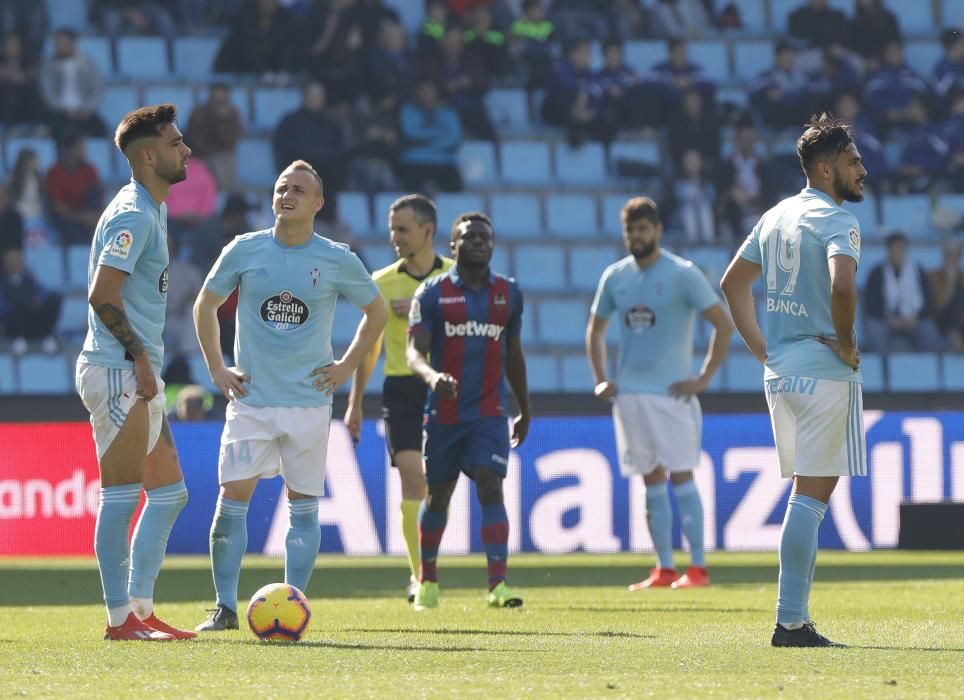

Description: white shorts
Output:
[75,362,166,460]
[219,401,332,497]
[766,376,866,479]
[612,393,702,476]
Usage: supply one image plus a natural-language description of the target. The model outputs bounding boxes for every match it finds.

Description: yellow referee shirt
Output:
[373,255,454,376]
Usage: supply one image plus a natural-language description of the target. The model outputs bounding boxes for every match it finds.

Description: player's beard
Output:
[833,169,863,203]
[631,240,657,261]
[459,256,489,270]
[157,159,188,185]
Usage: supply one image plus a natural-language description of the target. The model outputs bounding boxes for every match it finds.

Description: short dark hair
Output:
[390,194,437,231]
[621,196,660,226]
[115,104,178,153]
[450,211,493,238]
[885,231,907,247]
[282,159,324,195]
[796,112,854,175]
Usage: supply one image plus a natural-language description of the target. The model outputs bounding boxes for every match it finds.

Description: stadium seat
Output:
[554,142,607,186]
[880,195,932,238]
[253,87,302,131]
[458,140,498,186]
[860,353,885,392]
[24,246,66,292]
[362,245,396,273]
[904,40,943,76]
[500,141,552,185]
[942,354,964,391]
[18,354,70,394]
[717,87,749,111]
[383,0,422,31]
[890,2,935,34]
[372,191,405,228]
[856,245,886,288]
[724,354,763,392]
[484,89,529,133]
[47,0,88,31]
[944,0,964,27]
[608,140,660,177]
[624,40,665,73]
[172,36,221,79]
[83,138,115,183]
[76,36,113,76]
[435,193,485,232]
[684,246,731,290]
[229,87,252,125]
[568,244,620,292]
[888,352,940,391]
[601,194,630,238]
[727,0,767,32]
[513,244,565,291]
[538,299,589,345]
[65,244,90,291]
[5,136,57,171]
[544,194,599,238]
[912,244,942,270]
[489,193,542,239]
[693,356,724,392]
[936,194,964,229]
[0,355,16,394]
[526,353,560,392]
[843,193,878,237]
[235,139,276,187]
[56,294,90,340]
[560,352,594,392]
[117,37,170,79]
[337,192,373,236]
[733,40,774,80]
[144,86,195,126]
[332,300,363,346]
[689,40,730,82]
[490,246,511,277]
[99,86,140,131]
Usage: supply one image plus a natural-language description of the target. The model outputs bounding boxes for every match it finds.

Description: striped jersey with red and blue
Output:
[408,267,523,425]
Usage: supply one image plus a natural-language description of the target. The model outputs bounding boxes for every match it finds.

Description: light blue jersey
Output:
[80,179,169,372]
[205,230,379,407]
[737,187,862,383]
[591,251,720,395]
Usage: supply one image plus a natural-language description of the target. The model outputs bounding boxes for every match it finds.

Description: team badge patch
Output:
[848,228,860,252]
[409,298,422,325]
[109,230,133,259]
[625,304,656,330]
[494,293,506,306]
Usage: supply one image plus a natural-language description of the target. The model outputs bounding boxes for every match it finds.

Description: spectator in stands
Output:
[463,5,510,78]
[508,0,554,88]
[191,192,254,270]
[365,21,417,110]
[273,82,347,201]
[214,0,296,77]
[0,1,46,65]
[170,385,213,422]
[749,40,810,129]
[788,0,848,51]
[39,28,106,139]
[345,100,400,193]
[715,118,767,243]
[7,148,46,222]
[397,78,463,193]
[668,88,720,171]
[891,96,950,193]
[422,25,494,140]
[418,0,449,65]
[651,39,715,116]
[0,33,43,126]
[163,235,204,359]
[935,28,964,109]
[303,0,367,103]
[930,238,964,352]
[186,84,244,193]
[46,135,103,245]
[89,0,178,41]
[594,40,648,130]
[863,231,944,354]
[0,184,24,255]
[666,149,717,245]
[353,0,401,45]
[542,39,612,143]
[549,0,610,42]
[943,88,964,191]
[845,0,901,72]
[166,158,219,238]
[807,49,861,113]
[834,90,887,190]
[0,247,61,354]
[650,0,711,39]
[864,39,931,133]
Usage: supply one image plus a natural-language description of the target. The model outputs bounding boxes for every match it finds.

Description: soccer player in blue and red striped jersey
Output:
[406,211,531,610]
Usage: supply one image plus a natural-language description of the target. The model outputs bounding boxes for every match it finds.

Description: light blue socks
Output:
[673,480,706,567]
[285,498,320,594]
[95,483,142,623]
[645,481,675,569]
[129,480,188,605]
[210,496,249,612]
[777,493,828,627]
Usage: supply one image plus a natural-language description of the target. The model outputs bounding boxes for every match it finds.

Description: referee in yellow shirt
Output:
[346,194,453,602]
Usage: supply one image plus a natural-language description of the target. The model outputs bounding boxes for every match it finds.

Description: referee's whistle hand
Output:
[390,298,412,317]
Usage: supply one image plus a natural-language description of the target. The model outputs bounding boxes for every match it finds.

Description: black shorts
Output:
[381,375,427,465]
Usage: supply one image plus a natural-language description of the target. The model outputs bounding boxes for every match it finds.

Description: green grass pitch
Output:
[1,551,962,698]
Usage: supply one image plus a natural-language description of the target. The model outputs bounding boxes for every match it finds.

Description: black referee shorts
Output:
[381,375,428,465]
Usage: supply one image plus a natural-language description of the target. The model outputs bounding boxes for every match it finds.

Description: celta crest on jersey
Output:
[625,304,656,330]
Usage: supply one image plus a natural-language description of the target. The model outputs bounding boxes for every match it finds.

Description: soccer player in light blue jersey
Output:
[192,161,387,631]
[587,197,733,591]
[721,113,867,648]
[76,104,196,641]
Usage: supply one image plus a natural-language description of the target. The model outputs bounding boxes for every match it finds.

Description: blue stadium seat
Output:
[727,0,767,32]
[485,89,529,133]
[332,300,363,346]
[717,87,749,110]
[489,193,542,239]
[76,36,113,76]
[936,194,964,225]
[253,87,302,131]
[689,40,730,82]
[904,40,943,76]
[82,137,115,183]
[860,353,885,392]
[601,194,629,238]
[230,87,252,125]
[337,192,373,236]
[608,140,660,176]
[66,244,90,290]
[856,245,886,288]
[888,352,939,391]
[538,299,588,345]
[513,244,565,291]
[99,86,140,131]
[500,141,552,185]
[560,353,594,392]
[24,246,66,292]
[684,246,731,290]
[372,191,405,228]
[693,356,724,392]
[544,194,599,238]
[18,354,70,394]
[144,86,195,126]
[733,40,774,80]
[912,244,942,271]
[624,40,665,73]
[117,37,169,79]
[890,2,935,34]
[526,353,560,392]
[435,193,485,233]
[554,142,606,186]
[5,137,57,171]
[172,37,221,79]
[944,0,964,27]
[490,246,511,277]
[362,245,396,273]
[568,245,620,291]
[843,193,878,237]
[880,195,932,237]
[47,0,88,31]
[56,294,90,340]
[942,354,964,391]
[235,139,276,187]
[383,0,422,31]
[0,355,16,394]
[724,354,763,391]
[458,140,498,186]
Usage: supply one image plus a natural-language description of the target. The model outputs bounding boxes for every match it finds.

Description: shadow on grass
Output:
[541,605,765,614]
[214,638,533,653]
[853,645,964,653]
[343,627,654,639]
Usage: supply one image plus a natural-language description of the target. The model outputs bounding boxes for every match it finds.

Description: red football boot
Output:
[671,565,710,589]
[628,567,679,590]
[104,612,175,641]
[141,613,198,639]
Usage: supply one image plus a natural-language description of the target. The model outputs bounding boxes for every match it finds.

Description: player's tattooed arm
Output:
[89,264,147,358]
[94,302,146,358]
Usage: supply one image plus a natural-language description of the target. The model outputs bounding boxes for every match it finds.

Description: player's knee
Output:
[643,466,668,486]
[426,482,456,512]
[474,469,504,505]
[670,471,693,486]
